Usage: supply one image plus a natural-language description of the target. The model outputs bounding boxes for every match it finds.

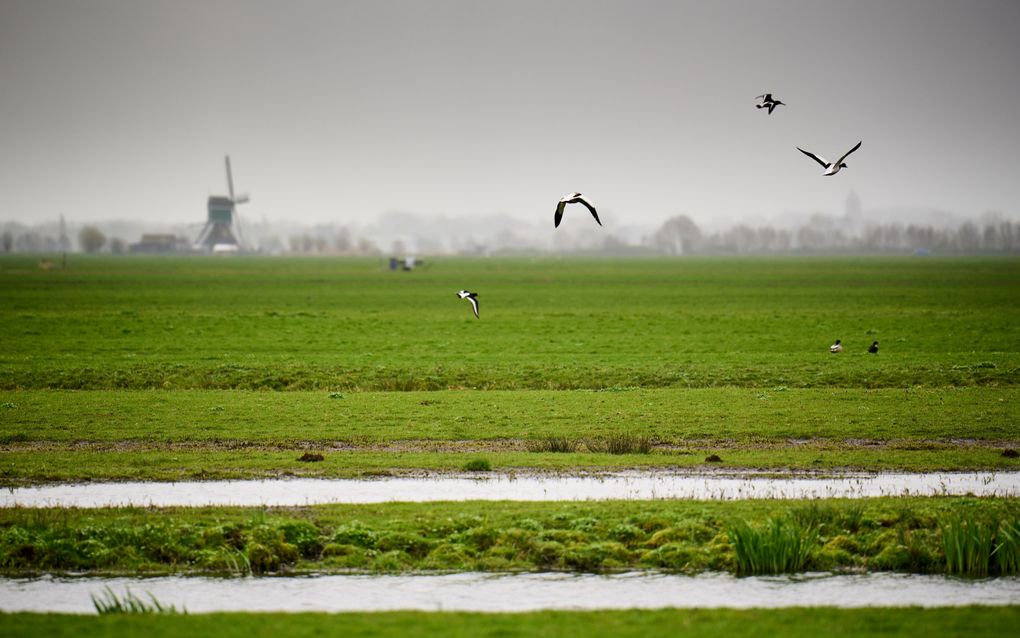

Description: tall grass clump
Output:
[994,520,1020,576]
[942,517,996,577]
[586,434,653,455]
[525,437,577,453]
[728,518,818,575]
[91,586,182,615]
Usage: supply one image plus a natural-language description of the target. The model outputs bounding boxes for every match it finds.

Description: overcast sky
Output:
[1,0,1018,232]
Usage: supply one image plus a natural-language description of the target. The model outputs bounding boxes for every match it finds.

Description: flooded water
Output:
[1,572,1018,613]
[2,471,1018,508]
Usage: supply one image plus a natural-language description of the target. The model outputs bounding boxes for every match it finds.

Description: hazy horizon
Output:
[2,1,1019,233]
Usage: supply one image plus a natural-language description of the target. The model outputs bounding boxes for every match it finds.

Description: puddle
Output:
[1,572,1018,613]
[2,471,1018,508]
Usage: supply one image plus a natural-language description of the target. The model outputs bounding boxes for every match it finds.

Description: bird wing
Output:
[834,141,862,166]
[468,295,479,319]
[756,93,771,101]
[554,200,567,228]
[575,196,602,226]
[767,102,777,114]
[797,147,830,168]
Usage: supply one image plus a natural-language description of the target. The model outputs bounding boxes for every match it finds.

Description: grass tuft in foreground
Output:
[942,517,1020,577]
[728,517,818,575]
[91,587,182,615]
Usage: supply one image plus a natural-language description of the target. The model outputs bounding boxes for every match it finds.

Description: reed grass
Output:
[584,434,653,455]
[728,517,818,575]
[940,517,1020,577]
[993,520,1020,575]
[525,437,577,453]
[91,586,181,615]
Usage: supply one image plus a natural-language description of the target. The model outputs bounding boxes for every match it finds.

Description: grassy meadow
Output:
[1,254,1018,482]
[2,255,1020,633]
[1,255,1018,391]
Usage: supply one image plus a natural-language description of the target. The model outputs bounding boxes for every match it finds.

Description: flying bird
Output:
[868,340,879,354]
[555,193,601,228]
[829,339,843,353]
[797,141,862,176]
[456,290,479,319]
[755,93,785,114]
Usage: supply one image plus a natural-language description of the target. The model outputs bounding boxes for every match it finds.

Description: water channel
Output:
[3,471,1018,508]
[2,572,1018,613]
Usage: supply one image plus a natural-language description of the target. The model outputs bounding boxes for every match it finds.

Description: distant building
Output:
[129,234,189,253]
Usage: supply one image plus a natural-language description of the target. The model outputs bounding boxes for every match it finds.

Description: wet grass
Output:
[3,607,1020,638]
[2,498,1018,577]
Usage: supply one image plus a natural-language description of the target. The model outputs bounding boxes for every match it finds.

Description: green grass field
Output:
[2,255,1020,632]
[2,255,1018,390]
[3,607,1019,638]
[2,255,1018,481]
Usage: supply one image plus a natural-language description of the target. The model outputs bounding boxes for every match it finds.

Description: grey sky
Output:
[1,0,1018,231]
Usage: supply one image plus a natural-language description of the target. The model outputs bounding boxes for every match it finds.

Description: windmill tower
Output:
[194,156,250,252]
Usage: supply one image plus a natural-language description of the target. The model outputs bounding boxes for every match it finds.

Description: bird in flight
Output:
[829,339,843,353]
[456,290,479,319]
[797,141,862,176]
[555,193,601,228]
[755,93,785,114]
[868,340,879,354]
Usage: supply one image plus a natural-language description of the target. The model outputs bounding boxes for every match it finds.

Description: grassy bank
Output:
[3,498,1019,577]
[2,446,1018,485]
[4,607,1020,638]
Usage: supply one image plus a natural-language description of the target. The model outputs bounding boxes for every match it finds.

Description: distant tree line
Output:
[4,216,1020,256]
[648,215,1020,255]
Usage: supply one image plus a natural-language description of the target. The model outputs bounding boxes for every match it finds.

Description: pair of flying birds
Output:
[757,93,863,176]
[457,193,600,318]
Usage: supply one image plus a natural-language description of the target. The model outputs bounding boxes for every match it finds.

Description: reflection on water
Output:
[2,471,1018,508]
[1,572,1019,613]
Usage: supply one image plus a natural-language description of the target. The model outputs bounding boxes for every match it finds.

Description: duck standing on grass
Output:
[868,341,879,354]
[830,339,843,353]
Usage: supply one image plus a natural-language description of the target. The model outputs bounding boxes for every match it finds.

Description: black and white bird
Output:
[830,339,843,353]
[456,290,479,319]
[555,193,601,228]
[868,340,879,354]
[755,93,785,114]
[797,141,862,176]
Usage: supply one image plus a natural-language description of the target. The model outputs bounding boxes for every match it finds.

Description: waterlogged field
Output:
[1,255,1020,633]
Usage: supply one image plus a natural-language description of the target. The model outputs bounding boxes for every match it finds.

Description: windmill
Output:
[194,156,250,252]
